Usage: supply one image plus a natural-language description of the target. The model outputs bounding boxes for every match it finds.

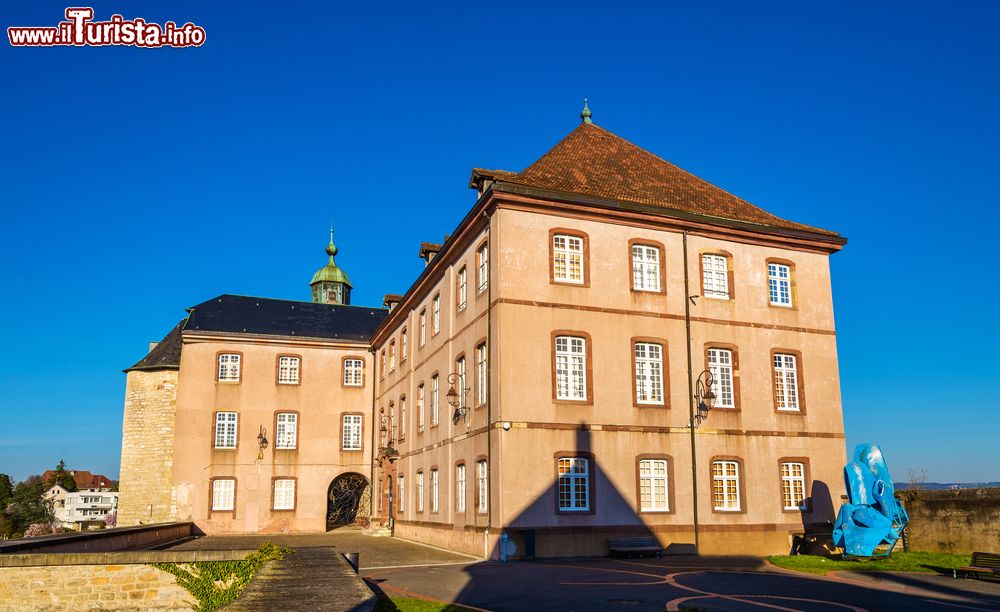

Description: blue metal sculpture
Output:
[832,443,909,558]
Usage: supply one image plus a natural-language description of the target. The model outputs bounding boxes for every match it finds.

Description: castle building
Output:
[119,107,847,557]
[117,234,386,532]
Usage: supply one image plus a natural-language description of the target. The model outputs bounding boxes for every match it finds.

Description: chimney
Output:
[383,294,403,311]
[418,242,443,267]
[148,342,159,352]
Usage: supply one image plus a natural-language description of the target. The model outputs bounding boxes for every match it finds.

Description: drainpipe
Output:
[484,208,495,557]
[683,230,700,554]
[368,346,378,530]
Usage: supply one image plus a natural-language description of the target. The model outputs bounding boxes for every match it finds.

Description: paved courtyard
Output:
[364,555,1000,611]
[169,532,1000,610]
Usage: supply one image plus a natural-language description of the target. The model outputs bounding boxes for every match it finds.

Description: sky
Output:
[1,1,997,483]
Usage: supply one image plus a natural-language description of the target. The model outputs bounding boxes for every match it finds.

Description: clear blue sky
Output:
[2,1,997,483]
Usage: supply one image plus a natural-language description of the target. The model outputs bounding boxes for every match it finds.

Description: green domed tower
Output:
[310,227,352,305]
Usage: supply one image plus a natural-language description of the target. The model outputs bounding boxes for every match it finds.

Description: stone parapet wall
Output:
[0,522,195,555]
[0,564,189,612]
[118,369,178,526]
[0,549,254,611]
[899,487,1000,554]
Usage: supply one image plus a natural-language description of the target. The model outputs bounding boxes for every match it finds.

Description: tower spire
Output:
[311,225,352,305]
[580,98,593,124]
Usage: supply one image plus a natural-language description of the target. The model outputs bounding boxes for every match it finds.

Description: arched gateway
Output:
[327,472,371,529]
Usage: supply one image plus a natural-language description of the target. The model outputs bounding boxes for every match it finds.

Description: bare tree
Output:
[906,468,928,489]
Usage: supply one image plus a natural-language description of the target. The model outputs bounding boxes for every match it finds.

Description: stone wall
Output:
[118,369,178,526]
[0,564,190,612]
[0,549,253,612]
[899,487,1000,554]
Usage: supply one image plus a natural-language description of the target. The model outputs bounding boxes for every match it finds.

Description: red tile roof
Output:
[42,469,114,490]
[472,122,837,237]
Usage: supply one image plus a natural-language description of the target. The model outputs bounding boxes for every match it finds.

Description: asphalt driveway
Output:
[363,556,1000,611]
[168,532,1000,610]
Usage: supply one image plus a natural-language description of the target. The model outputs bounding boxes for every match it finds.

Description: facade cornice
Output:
[181,330,369,350]
[491,182,846,252]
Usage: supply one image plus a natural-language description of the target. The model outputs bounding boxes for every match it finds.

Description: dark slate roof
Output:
[125,319,185,372]
[184,294,388,342]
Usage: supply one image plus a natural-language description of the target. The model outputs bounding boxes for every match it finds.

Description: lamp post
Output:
[447,372,471,425]
[376,408,398,466]
[256,426,269,461]
[693,370,716,428]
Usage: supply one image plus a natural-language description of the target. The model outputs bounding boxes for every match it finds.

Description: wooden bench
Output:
[607,538,662,558]
[957,552,1000,580]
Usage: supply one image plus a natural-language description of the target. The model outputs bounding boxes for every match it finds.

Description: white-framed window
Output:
[707,348,735,409]
[217,353,241,382]
[398,475,405,513]
[639,459,669,512]
[214,412,237,449]
[380,350,386,378]
[634,342,664,405]
[432,294,441,334]
[399,396,407,439]
[477,243,488,293]
[552,234,584,284]
[342,414,362,450]
[401,328,407,361]
[702,254,730,299]
[557,457,590,511]
[457,266,467,311]
[417,384,425,432]
[275,412,297,449]
[632,244,660,292]
[211,479,235,511]
[417,472,425,512]
[781,462,807,510]
[555,335,587,401]
[431,468,439,512]
[774,353,800,411]
[768,263,792,306]
[431,375,440,425]
[477,460,488,513]
[456,464,466,512]
[712,460,741,511]
[344,358,364,387]
[273,479,295,510]
[277,356,300,384]
[476,343,487,406]
[419,310,427,346]
[389,341,396,371]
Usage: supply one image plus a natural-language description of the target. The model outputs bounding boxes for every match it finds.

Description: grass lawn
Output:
[373,594,477,612]
[767,551,971,576]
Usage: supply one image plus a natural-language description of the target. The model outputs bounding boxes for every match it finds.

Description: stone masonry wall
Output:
[118,370,178,526]
[0,564,191,612]
[899,487,1000,554]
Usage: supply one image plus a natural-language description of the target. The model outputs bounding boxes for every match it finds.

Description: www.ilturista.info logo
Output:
[8,8,206,47]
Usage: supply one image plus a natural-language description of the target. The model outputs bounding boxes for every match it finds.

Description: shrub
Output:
[151,541,291,612]
[23,521,61,537]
